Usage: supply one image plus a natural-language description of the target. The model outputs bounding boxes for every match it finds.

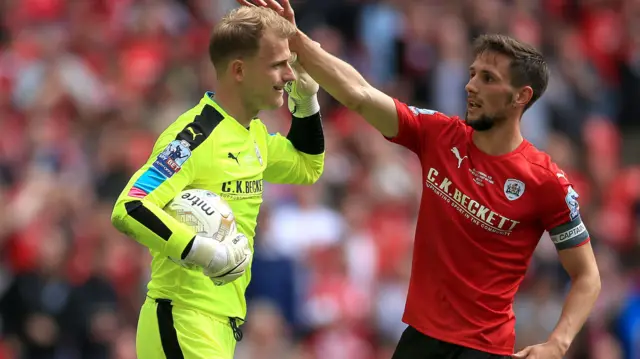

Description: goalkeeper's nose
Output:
[282,62,297,83]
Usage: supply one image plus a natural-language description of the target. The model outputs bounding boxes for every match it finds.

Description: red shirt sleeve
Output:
[386,99,450,156]
[540,168,581,231]
[539,166,590,249]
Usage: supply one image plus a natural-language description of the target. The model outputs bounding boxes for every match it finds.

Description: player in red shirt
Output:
[238,1,601,358]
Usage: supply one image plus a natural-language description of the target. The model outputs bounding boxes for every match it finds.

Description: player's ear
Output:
[514,86,533,107]
[230,59,245,82]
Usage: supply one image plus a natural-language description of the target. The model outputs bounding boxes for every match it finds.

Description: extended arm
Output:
[290,30,399,138]
[243,0,399,137]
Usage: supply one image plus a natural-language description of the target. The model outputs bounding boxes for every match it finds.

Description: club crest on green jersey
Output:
[254,142,263,166]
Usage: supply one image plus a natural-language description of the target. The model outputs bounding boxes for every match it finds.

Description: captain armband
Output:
[549,216,590,250]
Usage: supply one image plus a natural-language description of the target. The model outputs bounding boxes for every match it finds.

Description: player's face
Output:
[464,51,518,131]
[241,30,296,111]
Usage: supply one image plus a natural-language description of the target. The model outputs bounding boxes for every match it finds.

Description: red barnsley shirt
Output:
[387,100,590,355]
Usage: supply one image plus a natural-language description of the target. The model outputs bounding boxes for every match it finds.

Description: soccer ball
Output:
[164,189,236,268]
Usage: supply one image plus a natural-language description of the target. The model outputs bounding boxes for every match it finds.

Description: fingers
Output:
[512,347,532,358]
[281,0,295,17]
[238,0,296,25]
[281,0,296,25]
[266,0,296,24]
[265,0,284,12]
[236,0,264,6]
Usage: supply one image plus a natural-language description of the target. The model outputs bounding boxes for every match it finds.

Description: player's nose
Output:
[465,79,477,95]
[283,62,296,83]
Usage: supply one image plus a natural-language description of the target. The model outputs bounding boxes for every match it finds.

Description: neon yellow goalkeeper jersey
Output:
[111,92,324,320]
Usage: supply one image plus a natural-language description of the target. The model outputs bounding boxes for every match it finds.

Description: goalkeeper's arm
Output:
[112,185,250,284]
[290,30,399,138]
[111,130,249,277]
[111,155,198,262]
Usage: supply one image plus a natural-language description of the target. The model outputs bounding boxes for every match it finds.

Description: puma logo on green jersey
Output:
[228,152,240,165]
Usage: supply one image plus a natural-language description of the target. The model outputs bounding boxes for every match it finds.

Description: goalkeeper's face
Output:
[241,30,296,111]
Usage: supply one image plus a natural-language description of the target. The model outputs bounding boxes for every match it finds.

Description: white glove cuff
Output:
[288,93,320,118]
[185,236,227,270]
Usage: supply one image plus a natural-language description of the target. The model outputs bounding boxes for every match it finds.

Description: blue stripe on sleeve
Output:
[132,166,168,194]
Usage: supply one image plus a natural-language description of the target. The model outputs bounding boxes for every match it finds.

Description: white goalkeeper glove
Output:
[185,233,252,286]
[285,52,320,118]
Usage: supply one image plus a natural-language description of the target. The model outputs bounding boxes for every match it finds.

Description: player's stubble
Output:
[464,92,515,131]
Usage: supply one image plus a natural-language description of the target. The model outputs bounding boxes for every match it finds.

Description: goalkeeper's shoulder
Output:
[150,101,228,158]
[111,100,226,208]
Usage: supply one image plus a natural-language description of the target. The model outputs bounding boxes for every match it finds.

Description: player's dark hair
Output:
[472,34,549,112]
[209,7,296,74]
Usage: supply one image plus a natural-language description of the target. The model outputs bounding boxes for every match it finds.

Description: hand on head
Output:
[236,0,296,26]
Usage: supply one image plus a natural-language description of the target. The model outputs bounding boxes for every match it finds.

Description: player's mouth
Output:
[467,99,482,110]
[273,85,284,93]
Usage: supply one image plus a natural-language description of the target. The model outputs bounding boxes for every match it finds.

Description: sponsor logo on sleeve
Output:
[409,106,436,116]
[152,140,192,178]
[565,186,580,220]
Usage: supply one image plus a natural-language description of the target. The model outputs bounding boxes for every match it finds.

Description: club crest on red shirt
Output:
[504,179,525,201]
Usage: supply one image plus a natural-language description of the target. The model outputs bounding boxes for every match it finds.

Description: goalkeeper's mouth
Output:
[273,85,285,93]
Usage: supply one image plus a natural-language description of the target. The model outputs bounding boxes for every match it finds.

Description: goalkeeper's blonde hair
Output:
[209,7,297,72]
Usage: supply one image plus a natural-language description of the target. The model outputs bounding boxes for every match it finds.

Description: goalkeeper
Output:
[110,6,324,359]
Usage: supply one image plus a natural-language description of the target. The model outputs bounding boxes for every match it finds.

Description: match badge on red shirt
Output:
[503,179,525,201]
[409,106,436,116]
[565,186,580,220]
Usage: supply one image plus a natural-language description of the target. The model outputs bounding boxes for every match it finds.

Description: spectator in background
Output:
[0,227,73,359]
[64,240,119,359]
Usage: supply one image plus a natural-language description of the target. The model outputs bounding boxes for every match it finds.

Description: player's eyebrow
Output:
[469,66,502,79]
[270,59,289,67]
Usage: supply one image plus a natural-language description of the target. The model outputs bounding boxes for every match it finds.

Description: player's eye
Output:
[273,61,288,69]
[484,74,493,83]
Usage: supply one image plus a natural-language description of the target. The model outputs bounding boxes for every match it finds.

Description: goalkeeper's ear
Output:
[230,59,247,82]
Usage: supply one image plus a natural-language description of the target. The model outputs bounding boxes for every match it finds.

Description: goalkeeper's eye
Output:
[271,60,289,68]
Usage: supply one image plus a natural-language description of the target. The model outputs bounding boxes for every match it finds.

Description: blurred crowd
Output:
[0,0,639,358]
